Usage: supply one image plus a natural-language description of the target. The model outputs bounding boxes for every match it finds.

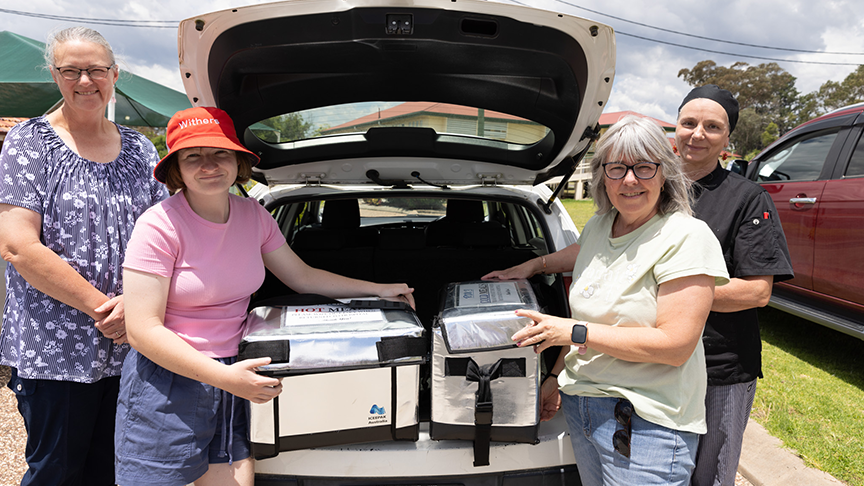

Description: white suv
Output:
[177,0,615,483]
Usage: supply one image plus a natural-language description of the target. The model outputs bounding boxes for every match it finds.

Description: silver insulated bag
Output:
[430,280,541,466]
[239,295,426,458]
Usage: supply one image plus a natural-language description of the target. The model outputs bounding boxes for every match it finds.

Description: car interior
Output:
[252,195,570,333]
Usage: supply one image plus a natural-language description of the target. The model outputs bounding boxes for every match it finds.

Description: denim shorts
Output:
[115,350,251,486]
[561,393,699,485]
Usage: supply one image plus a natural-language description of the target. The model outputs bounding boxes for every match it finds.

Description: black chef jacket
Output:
[692,163,794,386]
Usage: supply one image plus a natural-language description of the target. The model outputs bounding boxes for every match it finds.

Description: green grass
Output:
[754,307,864,485]
[560,198,596,232]
[557,198,864,484]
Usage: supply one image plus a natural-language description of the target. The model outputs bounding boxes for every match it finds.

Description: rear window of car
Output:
[250,101,549,146]
[844,131,864,178]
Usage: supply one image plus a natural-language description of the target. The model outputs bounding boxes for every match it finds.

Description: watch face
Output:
[571,323,587,344]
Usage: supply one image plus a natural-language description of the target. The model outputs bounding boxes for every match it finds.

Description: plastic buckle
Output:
[475,401,493,426]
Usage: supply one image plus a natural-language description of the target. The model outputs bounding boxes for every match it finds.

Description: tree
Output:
[790,91,821,128]
[678,60,801,156]
[256,113,316,143]
[761,122,780,149]
[815,65,864,113]
[131,127,168,158]
[730,108,767,158]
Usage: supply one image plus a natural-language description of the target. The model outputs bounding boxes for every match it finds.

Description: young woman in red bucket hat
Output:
[115,107,415,486]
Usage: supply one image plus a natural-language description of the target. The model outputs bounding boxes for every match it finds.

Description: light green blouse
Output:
[558,210,729,434]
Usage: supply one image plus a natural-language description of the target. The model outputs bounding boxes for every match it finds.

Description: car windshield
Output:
[251,101,549,146]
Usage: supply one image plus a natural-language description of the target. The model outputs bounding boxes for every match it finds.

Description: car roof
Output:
[177,0,615,186]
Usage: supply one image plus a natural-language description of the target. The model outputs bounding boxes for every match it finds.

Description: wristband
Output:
[541,256,547,275]
[547,372,558,379]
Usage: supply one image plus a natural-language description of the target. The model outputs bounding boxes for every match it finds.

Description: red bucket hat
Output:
[154,107,260,183]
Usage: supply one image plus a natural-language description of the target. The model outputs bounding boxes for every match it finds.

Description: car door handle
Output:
[789,197,816,204]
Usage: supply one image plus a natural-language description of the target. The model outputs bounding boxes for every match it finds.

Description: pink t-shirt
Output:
[124,192,286,357]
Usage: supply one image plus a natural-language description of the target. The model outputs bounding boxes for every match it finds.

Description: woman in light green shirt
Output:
[484,115,728,485]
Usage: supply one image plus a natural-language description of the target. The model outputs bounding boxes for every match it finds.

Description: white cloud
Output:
[3,0,864,125]
[122,61,186,93]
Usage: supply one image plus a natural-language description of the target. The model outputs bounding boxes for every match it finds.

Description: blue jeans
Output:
[8,367,119,486]
[561,393,699,485]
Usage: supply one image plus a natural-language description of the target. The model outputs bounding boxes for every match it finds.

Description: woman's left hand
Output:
[94,295,127,345]
[378,284,416,310]
[539,376,562,421]
[512,309,583,354]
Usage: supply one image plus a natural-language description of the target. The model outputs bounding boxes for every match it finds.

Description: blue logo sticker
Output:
[370,404,386,415]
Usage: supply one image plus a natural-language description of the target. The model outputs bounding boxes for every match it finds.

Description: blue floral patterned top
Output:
[0,116,168,383]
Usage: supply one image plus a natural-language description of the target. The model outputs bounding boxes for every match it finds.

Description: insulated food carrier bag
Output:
[430,280,541,467]
[239,296,426,458]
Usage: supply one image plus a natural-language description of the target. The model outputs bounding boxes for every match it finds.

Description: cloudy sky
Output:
[2,0,864,124]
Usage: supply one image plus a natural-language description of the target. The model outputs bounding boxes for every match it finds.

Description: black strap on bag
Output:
[250,293,341,309]
[445,357,526,466]
[251,294,413,311]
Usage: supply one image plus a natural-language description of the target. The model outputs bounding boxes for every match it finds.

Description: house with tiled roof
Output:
[322,102,546,143]
[321,104,684,199]
[597,111,676,132]
[562,111,676,199]
[0,118,27,148]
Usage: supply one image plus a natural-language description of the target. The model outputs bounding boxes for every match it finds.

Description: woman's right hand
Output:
[482,258,539,281]
[225,357,283,404]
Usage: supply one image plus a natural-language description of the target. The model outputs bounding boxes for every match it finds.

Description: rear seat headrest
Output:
[322,200,361,229]
[445,199,485,223]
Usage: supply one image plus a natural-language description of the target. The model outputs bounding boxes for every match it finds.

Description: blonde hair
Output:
[590,115,693,217]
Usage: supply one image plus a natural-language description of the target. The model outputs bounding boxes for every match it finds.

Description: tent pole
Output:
[106,86,116,122]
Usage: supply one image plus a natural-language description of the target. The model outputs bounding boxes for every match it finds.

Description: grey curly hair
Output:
[589,115,693,217]
[44,27,116,69]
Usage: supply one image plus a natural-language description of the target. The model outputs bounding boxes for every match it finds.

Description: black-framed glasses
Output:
[55,65,115,81]
[602,162,661,180]
[613,398,633,458]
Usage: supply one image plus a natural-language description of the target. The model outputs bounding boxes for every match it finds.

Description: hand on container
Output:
[512,309,587,355]
[224,357,283,404]
[378,284,416,310]
[481,259,537,281]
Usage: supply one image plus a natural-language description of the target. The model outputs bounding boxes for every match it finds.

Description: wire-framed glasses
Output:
[55,65,115,81]
[613,398,633,458]
[602,161,661,180]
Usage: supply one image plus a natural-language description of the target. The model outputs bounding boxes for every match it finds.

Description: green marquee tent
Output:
[0,31,192,127]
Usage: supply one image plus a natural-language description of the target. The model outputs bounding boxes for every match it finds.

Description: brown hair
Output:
[162,151,255,193]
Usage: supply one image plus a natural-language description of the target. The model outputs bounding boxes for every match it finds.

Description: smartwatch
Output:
[571,321,588,345]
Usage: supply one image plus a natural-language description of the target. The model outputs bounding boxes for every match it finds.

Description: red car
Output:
[744,102,864,339]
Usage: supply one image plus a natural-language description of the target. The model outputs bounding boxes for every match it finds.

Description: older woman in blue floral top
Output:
[0,27,167,485]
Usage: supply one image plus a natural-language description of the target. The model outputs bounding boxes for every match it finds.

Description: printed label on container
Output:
[456,282,522,307]
[281,305,384,326]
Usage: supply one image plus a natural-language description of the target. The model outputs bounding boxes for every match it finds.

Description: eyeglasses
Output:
[54,65,115,81]
[613,398,632,458]
[602,162,661,180]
